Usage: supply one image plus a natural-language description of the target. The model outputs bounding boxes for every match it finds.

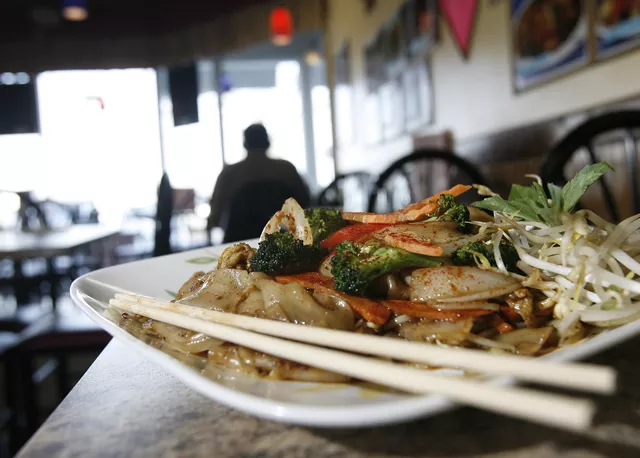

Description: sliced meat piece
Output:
[381,300,494,319]
[505,288,535,328]
[398,318,474,345]
[374,222,481,256]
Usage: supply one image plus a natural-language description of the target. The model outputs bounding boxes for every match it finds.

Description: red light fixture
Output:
[270,7,293,46]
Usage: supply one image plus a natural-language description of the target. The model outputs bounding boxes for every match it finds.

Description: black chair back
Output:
[153,172,174,257]
[220,181,305,244]
[367,148,489,213]
[540,110,640,222]
[317,172,373,212]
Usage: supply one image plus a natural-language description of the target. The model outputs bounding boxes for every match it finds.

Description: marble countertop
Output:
[17,338,640,458]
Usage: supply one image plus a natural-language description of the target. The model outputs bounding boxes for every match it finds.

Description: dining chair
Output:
[540,110,640,223]
[4,311,110,453]
[316,172,374,212]
[367,148,490,213]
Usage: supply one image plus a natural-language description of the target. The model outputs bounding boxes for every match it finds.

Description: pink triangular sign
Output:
[439,0,479,58]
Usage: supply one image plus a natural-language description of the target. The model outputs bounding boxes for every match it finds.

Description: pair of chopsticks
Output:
[110,292,617,432]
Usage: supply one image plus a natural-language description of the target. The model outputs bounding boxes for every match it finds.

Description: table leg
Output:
[18,353,38,444]
[55,353,70,399]
[46,259,58,310]
[11,260,28,306]
[4,352,19,454]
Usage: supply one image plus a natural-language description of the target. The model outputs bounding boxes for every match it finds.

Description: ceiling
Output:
[225,30,322,61]
[0,0,270,44]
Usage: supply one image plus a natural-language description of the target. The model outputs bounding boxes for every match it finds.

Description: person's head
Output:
[243,123,270,156]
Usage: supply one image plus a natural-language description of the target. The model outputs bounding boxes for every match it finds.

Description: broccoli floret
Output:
[430,194,471,233]
[451,241,520,272]
[251,232,328,275]
[304,208,348,243]
[331,239,442,296]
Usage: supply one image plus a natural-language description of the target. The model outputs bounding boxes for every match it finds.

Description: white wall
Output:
[328,0,640,172]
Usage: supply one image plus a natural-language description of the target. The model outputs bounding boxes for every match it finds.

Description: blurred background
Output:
[1,0,640,455]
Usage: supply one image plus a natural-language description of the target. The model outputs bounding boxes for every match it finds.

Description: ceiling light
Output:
[62,0,88,22]
[304,51,322,66]
[0,73,17,85]
[16,73,30,85]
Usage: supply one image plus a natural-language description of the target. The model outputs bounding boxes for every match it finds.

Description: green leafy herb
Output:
[165,290,177,298]
[186,257,218,264]
[473,163,612,225]
[561,162,613,212]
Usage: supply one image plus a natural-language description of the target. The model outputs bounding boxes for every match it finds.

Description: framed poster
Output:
[404,0,438,59]
[334,41,355,147]
[594,0,640,61]
[380,78,405,140]
[364,33,385,92]
[510,0,589,92]
[403,60,434,130]
[363,92,383,146]
[382,11,407,78]
[403,65,421,129]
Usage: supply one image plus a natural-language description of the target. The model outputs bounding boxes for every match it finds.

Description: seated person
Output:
[208,123,310,241]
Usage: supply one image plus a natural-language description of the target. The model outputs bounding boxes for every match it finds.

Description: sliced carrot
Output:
[380,300,493,320]
[426,184,473,203]
[341,295,392,326]
[489,314,514,333]
[274,273,391,325]
[500,305,521,322]
[320,223,391,250]
[398,203,438,222]
[383,231,444,257]
[275,272,335,288]
[341,184,472,224]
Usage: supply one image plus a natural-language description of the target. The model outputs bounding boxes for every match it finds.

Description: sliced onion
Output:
[495,327,555,356]
[466,334,516,353]
[260,198,313,245]
[435,287,520,303]
[611,248,640,278]
[580,304,640,326]
[410,266,520,303]
[153,322,224,353]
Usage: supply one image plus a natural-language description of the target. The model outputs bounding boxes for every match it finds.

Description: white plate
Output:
[71,241,640,428]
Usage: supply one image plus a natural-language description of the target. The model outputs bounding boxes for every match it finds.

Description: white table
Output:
[0,224,121,261]
[0,224,121,307]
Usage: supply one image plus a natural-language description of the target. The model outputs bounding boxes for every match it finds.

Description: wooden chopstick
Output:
[112,293,616,395]
[110,297,596,431]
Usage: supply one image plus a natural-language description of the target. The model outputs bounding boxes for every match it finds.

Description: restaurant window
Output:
[35,69,163,223]
[220,60,307,175]
[310,69,335,189]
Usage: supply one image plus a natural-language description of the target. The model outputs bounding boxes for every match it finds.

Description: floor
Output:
[0,294,105,457]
